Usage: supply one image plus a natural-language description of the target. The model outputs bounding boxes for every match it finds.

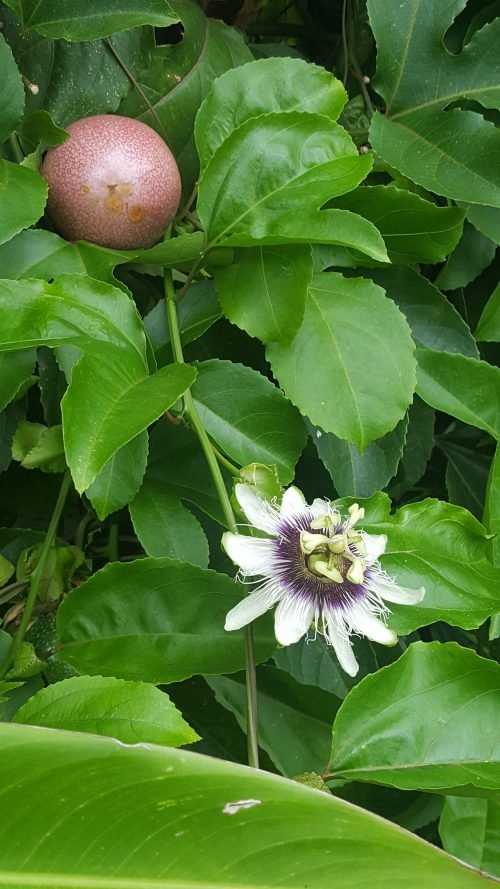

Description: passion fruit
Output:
[41,114,182,249]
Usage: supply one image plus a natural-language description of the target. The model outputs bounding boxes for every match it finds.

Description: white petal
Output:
[234,484,278,534]
[368,575,425,605]
[225,586,282,631]
[349,607,397,645]
[222,532,274,575]
[310,497,330,519]
[325,626,359,677]
[274,596,314,646]
[281,486,307,517]
[363,533,387,563]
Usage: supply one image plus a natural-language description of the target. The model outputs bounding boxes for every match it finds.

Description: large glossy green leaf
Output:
[195,56,347,169]
[85,433,149,521]
[144,280,221,367]
[198,113,386,260]
[331,642,500,795]
[476,283,500,342]
[434,224,497,291]
[13,674,199,746]
[130,482,209,567]
[0,722,490,889]
[0,229,133,285]
[207,667,339,777]
[442,441,490,520]
[368,0,500,205]
[191,360,307,483]
[0,33,24,144]
[0,160,47,246]
[267,273,416,450]
[3,0,178,40]
[311,416,407,498]
[118,0,252,192]
[357,493,500,634]
[214,244,313,345]
[416,350,500,440]
[0,276,195,490]
[440,796,500,877]
[331,186,465,264]
[389,397,436,500]
[0,351,35,412]
[142,422,228,525]
[57,557,276,682]
[466,203,500,244]
[368,267,479,357]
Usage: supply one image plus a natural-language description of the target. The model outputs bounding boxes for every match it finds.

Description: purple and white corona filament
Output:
[223,484,425,677]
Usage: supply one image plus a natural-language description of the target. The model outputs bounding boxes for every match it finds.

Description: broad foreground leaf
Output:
[57,558,276,681]
[3,0,179,40]
[13,675,199,746]
[268,273,416,449]
[368,0,500,205]
[0,276,195,490]
[195,56,347,168]
[0,161,47,246]
[0,33,24,144]
[356,493,500,633]
[0,722,491,887]
[331,642,500,795]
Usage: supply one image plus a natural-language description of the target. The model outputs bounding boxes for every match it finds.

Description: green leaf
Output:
[476,283,500,342]
[168,676,249,763]
[484,444,500,569]
[368,1,500,205]
[207,666,338,777]
[267,273,416,450]
[137,231,206,268]
[57,558,276,682]
[440,796,500,877]
[18,543,83,603]
[0,33,24,144]
[331,642,500,795]
[143,422,228,525]
[441,441,491,519]
[0,275,195,491]
[13,675,199,746]
[144,279,221,367]
[85,433,149,521]
[0,553,14,586]
[4,0,179,40]
[416,350,500,440]
[0,160,47,246]
[435,224,496,291]
[311,416,407,498]
[466,203,500,244]
[198,113,385,260]
[0,228,139,286]
[0,351,36,412]
[191,360,307,483]
[118,0,252,193]
[195,56,347,169]
[368,267,479,357]
[20,109,68,151]
[358,493,500,635]
[274,636,401,701]
[0,722,490,889]
[214,244,313,345]
[0,401,25,474]
[331,186,465,265]
[12,421,65,473]
[130,482,209,567]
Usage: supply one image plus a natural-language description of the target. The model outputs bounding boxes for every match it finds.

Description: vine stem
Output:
[0,470,72,680]
[164,268,260,769]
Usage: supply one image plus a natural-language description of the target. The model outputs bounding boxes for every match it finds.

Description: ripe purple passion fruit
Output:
[41,115,182,250]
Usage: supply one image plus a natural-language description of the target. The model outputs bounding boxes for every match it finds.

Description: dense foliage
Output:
[1,0,500,885]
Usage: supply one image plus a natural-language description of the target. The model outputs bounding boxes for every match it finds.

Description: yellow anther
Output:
[310,510,340,531]
[314,559,344,584]
[328,533,347,554]
[347,559,365,585]
[300,531,330,554]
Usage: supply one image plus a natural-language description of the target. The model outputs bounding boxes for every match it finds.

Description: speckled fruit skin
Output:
[42,115,182,249]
